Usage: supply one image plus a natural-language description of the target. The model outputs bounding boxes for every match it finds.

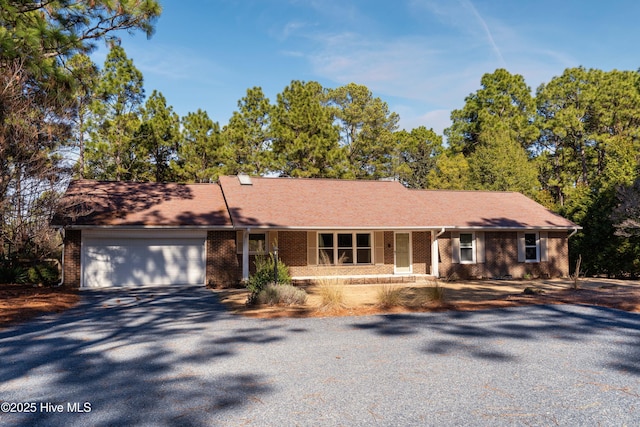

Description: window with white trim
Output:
[524,233,539,262]
[318,232,372,265]
[459,232,475,263]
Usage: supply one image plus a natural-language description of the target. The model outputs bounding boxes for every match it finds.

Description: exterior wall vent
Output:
[238,174,253,185]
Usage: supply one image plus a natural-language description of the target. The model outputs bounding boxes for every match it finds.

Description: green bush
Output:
[255,284,307,306]
[0,264,27,284]
[27,263,59,285]
[246,253,291,301]
[0,262,59,285]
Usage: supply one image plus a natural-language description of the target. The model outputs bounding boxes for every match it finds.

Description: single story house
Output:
[52,175,580,288]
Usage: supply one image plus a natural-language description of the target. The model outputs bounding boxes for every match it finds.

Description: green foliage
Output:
[254,284,307,306]
[467,128,540,197]
[0,261,59,284]
[223,87,274,176]
[328,83,399,179]
[246,253,291,297]
[174,109,226,183]
[84,44,145,181]
[137,90,180,182]
[271,80,344,178]
[446,68,538,156]
[395,127,443,188]
[427,151,471,190]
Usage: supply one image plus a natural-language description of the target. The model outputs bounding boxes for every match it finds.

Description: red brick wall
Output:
[63,230,81,287]
[207,230,241,288]
[412,231,431,274]
[278,231,307,267]
[438,231,570,279]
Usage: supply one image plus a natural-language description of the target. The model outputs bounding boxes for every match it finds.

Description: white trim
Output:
[316,231,373,265]
[523,232,541,263]
[83,229,207,239]
[80,231,206,288]
[458,232,476,264]
[394,232,412,274]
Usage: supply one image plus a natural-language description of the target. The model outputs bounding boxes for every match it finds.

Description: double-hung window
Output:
[459,233,475,263]
[524,233,539,262]
[318,232,372,265]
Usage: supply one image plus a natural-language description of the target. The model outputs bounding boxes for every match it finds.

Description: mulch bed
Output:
[2,282,640,326]
[0,284,79,326]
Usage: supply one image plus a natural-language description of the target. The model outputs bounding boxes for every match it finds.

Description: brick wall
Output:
[206,230,241,288]
[412,231,431,274]
[280,230,433,277]
[63,230,81,287]
[438,231,570,279]
[278,231,307,267]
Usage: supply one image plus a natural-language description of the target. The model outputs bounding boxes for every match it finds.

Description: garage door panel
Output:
[82,236,206,288]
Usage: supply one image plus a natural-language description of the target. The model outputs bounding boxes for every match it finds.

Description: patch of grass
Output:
[315,276,346,311]
[376,284,404,308]
[255,284,307,306]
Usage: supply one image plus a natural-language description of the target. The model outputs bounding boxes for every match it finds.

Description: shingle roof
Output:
[52,180,232,227]
[218,175,578,230]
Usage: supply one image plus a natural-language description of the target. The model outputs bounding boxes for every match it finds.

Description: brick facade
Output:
[62,230,81,287]
[63,228,570,288]
[206,230,241,288]
[438,231,569,279]
[275,230,435,278]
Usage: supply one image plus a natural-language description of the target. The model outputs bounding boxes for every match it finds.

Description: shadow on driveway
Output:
[0,285,277,426]
[351,304,640,374]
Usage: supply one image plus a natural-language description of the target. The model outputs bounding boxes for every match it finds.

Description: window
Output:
[318,233,334,264]
[356,233,372,264]
[318,232,372,265]
[249,233,266,254]
[524,233,539,262]
[459,233,475,263]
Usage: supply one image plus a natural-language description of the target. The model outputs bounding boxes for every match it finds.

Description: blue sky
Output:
[93,0,640,135]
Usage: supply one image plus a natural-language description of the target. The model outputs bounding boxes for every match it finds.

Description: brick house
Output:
[52,175,580,288]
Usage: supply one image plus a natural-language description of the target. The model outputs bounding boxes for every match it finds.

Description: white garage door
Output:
[82,231,206,288]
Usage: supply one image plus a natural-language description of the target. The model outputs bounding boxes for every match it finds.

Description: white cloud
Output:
[398,109,452,135]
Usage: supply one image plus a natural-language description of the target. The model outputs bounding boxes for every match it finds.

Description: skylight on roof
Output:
[238,174,252,185]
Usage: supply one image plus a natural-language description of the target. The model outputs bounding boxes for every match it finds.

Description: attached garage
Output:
[82,230,206,288]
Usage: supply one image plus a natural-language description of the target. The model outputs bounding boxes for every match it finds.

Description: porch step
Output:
[292,274,435,286]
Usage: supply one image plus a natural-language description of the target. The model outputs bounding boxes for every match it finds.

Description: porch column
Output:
[242,229,250,281]
[431,228,445,278]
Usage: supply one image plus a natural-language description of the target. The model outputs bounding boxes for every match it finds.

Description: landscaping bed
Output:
[216,278,640,318]
[0,284,79,326]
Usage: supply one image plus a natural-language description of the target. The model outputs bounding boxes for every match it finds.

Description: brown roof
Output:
[53,180,232,227]
[219,175,578,230]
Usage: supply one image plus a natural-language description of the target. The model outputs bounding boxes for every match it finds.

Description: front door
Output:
[395,232,411,274]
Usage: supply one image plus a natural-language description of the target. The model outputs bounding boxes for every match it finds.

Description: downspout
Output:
[242,228,250,282]
[568,227,578,238]
[431,228,446,278]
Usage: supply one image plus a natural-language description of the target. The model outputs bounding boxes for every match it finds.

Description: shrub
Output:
[255,284,307,306]
[315,276,346,311]
[407,282,446,307]
[26,263,59,285]
[377,284,404,308]
[246,253,291,303]
[0,264,27,284]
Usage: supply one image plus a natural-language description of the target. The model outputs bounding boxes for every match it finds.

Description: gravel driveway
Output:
[1,285,639,426]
